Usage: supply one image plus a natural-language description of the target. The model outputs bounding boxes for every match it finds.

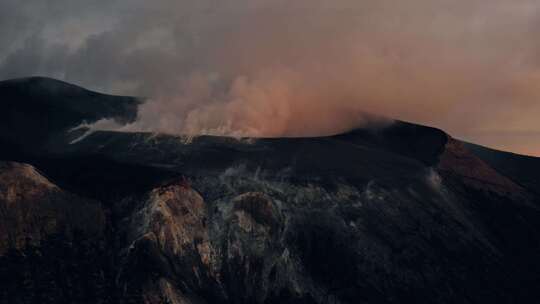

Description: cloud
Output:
[1,0,539,153]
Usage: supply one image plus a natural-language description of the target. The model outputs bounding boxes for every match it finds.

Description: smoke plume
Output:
[1,0,539,153]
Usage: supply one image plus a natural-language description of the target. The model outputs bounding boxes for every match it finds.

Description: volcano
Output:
[1,77,539,304]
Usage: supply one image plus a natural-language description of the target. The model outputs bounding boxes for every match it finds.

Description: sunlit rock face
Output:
[1,77,540,303]
[0,161,110,303]
[0,161,106,253]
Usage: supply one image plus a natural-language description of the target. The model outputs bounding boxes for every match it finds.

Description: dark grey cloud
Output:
[1,0,540,155]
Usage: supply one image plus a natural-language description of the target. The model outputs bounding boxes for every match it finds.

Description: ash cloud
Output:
[1,0,540,153]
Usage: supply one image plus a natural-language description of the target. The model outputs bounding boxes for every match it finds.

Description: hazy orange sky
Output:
[1,0,539,156]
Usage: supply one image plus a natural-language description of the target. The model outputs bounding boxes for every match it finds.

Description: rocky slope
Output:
[1,77,540,304]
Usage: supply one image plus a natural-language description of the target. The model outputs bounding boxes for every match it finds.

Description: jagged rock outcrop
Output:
[0,162,111,303]
[0,161,105,253]
[111,171,540,304]
[115,185,308,304]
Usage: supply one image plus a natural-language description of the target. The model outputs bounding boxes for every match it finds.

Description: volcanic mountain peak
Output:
[1,77,540,303]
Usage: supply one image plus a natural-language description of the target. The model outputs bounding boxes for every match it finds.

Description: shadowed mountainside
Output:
[0,77,140,152]
[1,77,540,304]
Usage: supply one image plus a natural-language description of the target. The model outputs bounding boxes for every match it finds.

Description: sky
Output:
[1,0,539,156]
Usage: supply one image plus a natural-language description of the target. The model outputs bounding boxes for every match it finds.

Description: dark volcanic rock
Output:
[0,161,111,304]
[0,161,105,254]
[1,77,540,304]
